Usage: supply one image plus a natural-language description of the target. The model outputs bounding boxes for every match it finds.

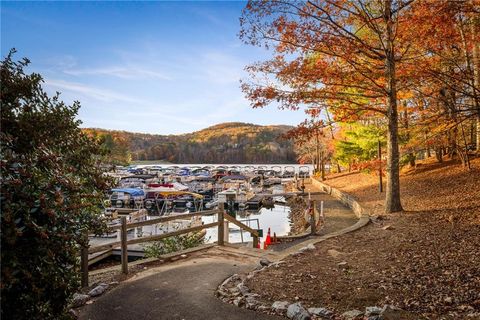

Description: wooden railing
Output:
[80,207,259,287]
[224,214,259,248]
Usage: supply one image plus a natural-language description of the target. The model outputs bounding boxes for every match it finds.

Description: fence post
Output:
[378,140,383,193]
[320,200,325,223]
[252,234,259,248]
[80,245,89,288]
[121,216,128,275]
[310,200,316,235]
[218,208,225,246]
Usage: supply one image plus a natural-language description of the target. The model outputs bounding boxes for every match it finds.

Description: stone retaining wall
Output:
[310,178,368,218]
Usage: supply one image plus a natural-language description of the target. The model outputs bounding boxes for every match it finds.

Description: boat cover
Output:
[111,188,145,197]
[121,174,155,180]
[220,175,247,182]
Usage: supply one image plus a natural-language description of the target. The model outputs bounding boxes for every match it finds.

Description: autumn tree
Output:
[1,52,111,319]
[284,109,333,179]
[375,0,480,171]
[83,129,132,165]
[239,0,443,213]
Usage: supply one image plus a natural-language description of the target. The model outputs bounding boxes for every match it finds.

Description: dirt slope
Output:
[246,158,480,319]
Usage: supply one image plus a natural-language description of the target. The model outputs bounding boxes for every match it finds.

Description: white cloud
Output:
[44,78,142,103]
[63,66,171,80]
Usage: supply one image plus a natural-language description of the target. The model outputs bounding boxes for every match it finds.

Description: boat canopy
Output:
[121,174,156,180]
[155,191,204,199]
[220,175,247,182]
[111,188,145,197]
[190,176,215,182]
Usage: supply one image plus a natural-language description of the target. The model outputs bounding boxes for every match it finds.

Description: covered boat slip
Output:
[113,164,313,180]
[105,164,312,215]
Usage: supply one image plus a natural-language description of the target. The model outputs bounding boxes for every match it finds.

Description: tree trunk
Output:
[435,147,443,163]
[403,107,415,167]
[384,0,403,213]
[461,12,480,154]
[448,128,458,159]
[320,151,325,180]
[425,131,431,158]
[315,130,320,175]
[409,154,415,167]
[325,109,341,173]
[386,109,403,213]
[471,121,475,146]
[472,18,480,153]
[460,123,471,169]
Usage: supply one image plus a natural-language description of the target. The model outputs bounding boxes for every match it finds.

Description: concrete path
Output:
[307,187,358,236]
[271,184,358,252]
[79,252,283,320]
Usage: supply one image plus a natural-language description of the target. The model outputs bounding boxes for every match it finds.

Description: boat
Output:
[144,190,203,216]
[107,188,145,210]
[282,166,296,179]
[211,168,228,181]
[273,196,287,204]
[299,165,310,178]
[217,188,253,209]
[205,198,218,209]
[219,174,249,190]
[118,174,157,188]
[271,166,283,177]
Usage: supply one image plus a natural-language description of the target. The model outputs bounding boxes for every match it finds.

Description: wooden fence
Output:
[80,208,259,287]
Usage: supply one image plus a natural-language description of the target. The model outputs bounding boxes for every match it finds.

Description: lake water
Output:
[202,204,291,244]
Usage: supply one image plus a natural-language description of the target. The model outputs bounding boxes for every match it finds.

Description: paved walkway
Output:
[306,184,358,236]
[79,183,361,320]
[271,183,357,251]
[79,253,282,320]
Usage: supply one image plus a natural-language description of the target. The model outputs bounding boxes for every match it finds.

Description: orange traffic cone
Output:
[265,227,272,245]
[256,241,261,249]
[273,232,277,244]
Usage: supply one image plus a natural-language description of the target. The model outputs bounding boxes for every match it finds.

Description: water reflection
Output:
[202,204,291,244]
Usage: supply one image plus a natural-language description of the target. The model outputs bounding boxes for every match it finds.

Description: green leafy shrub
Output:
[143,231,207,258]
[335,122,385,167]
[1,51,111,319]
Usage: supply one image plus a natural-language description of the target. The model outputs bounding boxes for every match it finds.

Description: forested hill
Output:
[84,122,297,164]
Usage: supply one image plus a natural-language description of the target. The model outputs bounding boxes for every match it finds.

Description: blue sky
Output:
[1,1,306,134]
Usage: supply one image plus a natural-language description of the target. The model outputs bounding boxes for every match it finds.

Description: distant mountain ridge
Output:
[84,122,297,164]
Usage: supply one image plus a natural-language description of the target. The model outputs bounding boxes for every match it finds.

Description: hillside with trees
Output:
[84,122,297,164]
